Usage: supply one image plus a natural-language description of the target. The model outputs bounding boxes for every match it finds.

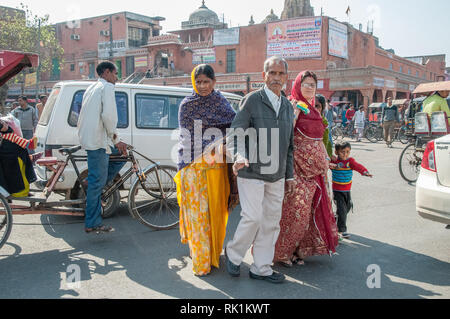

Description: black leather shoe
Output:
[225,248,240,277]
[249,271,286,284]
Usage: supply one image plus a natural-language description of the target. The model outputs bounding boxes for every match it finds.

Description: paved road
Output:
[1,139,449,299]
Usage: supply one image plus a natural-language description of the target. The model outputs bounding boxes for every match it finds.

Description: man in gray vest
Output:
[225,56,295,284]
[12,95,38,154]
[381,97,399,148]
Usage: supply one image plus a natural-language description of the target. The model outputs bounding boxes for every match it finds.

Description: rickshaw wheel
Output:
[0,194,13,250]
[399,144,423,183]
[70,171,121,219]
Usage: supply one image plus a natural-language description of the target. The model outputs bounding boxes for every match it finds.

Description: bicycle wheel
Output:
[365,126,378,143]
[332,127,343,141]
[398,127,409,145]
[0,194,13,250]
[399,144,424,183]
[70,171,121,219]
[137,165,177,200]
[128,165,179,230]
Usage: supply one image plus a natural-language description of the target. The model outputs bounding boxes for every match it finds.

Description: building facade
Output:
[49,11,165,83]
[139,1,446,109]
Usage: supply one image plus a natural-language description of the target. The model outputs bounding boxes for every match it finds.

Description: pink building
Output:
[41,11,165,83]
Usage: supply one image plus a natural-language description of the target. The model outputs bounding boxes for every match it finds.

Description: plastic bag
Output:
[0,113,23,137]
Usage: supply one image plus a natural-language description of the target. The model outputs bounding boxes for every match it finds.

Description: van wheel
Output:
[70,171,121,219]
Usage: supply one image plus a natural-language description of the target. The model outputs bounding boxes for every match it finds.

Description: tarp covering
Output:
[0,50,39,86]
[413,81,450,95]
[369,102,386,109]
[392,99,408,106]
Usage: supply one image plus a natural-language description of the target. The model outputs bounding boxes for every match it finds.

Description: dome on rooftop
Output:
[188,0,220,24]
[262,9,280,24]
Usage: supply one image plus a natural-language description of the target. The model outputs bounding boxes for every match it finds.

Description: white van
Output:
[35,81,243,197]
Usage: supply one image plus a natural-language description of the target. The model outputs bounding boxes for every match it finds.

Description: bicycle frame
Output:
[7,147,165,217]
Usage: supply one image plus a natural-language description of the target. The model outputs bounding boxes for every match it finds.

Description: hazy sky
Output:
[2,0,449,65]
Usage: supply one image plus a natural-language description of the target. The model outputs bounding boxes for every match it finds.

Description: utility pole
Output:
[109,14,114,62]
[35,18,41,103]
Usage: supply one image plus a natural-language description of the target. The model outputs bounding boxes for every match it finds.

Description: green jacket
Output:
[322,117,333,159]
[423,93,450,118]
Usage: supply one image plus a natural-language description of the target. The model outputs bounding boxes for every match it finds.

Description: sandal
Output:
[278,260,294,268]
[292,257,305,266]
[85,225,115,234]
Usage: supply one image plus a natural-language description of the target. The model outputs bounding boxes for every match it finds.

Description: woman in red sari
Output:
[274,71,339,267]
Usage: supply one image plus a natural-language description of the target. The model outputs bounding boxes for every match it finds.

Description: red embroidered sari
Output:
[274,71,338,263]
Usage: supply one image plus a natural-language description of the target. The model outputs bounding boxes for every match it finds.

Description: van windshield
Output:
[38,87,60,126]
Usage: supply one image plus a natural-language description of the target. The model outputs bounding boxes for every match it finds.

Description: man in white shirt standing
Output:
[77,62,128,234]
[354,106,366,142]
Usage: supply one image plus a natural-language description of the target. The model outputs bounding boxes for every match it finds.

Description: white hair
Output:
[264,56,288,73]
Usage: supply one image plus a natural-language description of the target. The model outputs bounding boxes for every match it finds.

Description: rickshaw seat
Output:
[36,157,58,167]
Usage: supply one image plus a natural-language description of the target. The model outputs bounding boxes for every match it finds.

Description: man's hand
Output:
[285,180,295,195]
[233,158,249,176]
[115,141,128,156]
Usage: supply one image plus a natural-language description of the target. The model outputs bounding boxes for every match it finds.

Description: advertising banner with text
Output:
[192,48,216,65]
[328,19,348,59]
[267,17,322,59]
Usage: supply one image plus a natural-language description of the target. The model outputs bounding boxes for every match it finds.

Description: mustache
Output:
[269,81,283,86]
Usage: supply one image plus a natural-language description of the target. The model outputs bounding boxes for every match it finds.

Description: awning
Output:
[0,50,39,86]
[392,99,408,106]
[413,81,450,95]
[369,102,386,109]
[330,101,351,106]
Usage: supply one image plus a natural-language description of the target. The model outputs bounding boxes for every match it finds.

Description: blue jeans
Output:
[85,147,126,229]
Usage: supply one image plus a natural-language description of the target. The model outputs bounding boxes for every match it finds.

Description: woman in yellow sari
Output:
[174,64,237,276]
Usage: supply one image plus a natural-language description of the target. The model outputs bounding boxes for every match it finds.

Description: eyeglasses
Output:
[301,83,316,89]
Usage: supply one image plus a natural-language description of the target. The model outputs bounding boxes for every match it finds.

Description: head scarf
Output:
[290,71,326,140]
[177,67,236,171]
[191,67,199,94]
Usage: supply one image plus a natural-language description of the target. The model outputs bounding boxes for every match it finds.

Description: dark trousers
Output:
[333,191,352,233]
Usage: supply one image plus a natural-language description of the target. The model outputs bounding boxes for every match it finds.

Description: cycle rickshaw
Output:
[0,51,179,250]
[398,81,450,183]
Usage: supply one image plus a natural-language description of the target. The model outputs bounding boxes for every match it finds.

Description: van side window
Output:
[229,99,241,112]
[68,90,129,128]
[135,94,184,129]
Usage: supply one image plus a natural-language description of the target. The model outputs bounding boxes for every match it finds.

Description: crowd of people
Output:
[0,94,47,198]
[175,58,373,283]
[2,56,447,285]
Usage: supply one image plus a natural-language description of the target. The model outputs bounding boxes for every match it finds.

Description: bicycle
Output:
[398,135,429,183]
[331,120,356,141]
[364,121,384,143]
[0,145,179,250]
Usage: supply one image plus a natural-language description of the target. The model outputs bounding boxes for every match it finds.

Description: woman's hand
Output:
[0,120,8,132]
[291,99,300,123]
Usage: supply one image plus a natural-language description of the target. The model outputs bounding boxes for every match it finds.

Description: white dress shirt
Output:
[264,85,282,117]
[77,78,119,154]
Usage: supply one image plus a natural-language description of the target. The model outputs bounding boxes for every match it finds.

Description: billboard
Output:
[267,17,322,59]
[134,56,148,68]
[25,72,37,87]
[98,39,127,59]
[192,48,216,65]
[214,27,240,46]
[328,19,348,59]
